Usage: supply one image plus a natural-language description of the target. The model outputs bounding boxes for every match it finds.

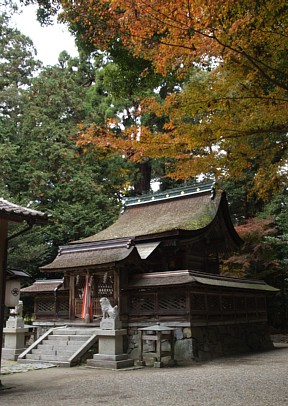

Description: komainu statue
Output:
[99,297,119,320]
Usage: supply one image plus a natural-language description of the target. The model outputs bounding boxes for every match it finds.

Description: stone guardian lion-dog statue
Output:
[99,297,119,320]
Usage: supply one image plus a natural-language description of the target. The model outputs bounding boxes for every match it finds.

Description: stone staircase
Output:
[17,327,99,367]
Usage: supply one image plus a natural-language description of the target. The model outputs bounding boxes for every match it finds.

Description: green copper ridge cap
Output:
[123,181,216,209]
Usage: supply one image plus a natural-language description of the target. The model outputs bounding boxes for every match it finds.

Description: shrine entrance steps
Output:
[17,326,98,367]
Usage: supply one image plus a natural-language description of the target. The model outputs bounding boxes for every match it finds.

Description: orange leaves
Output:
[58,0,288,200]
[58,0,288,91]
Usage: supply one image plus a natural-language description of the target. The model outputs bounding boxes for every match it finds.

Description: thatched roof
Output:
[0,198,48,224]
[21,279,64,294]
[127,270,279,292]
[41,239,141,272]
[41,183,242,273]
[73,183,239,244]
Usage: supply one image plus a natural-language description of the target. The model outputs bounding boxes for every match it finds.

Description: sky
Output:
[11,3,78,66]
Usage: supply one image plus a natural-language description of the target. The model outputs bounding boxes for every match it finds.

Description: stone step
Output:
[47,335,90,342]
[42,338,87,345]
[68,335,91,342]
[25,353,41,360]
[40,354,72,362]
[31,348,76,356]
[25,353,72,362]
[31,349,56,355]
[53,329,96,336]
[40,343,82,351]
[18,327,99,367]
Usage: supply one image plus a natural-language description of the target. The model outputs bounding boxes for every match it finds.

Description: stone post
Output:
[2,301,29,361]
[87,297,134,369]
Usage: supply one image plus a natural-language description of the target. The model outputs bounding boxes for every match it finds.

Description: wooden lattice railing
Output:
[125,290,268,323]
[35,295,69,320]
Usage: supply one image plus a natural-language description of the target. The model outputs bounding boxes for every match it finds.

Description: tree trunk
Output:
[134,160,152,195]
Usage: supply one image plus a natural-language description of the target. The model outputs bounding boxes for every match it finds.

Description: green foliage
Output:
[262,194,288,329]
[0,12,40,197]
[0,14,136,278]
[223,190,288,328]
[6,58,133,245]
[0,12,40,140]
[7,224,53,279]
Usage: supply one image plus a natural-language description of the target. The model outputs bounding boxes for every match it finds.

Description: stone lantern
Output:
[5,269,30,307]
[2,269,31,360]
[5,275,20,309]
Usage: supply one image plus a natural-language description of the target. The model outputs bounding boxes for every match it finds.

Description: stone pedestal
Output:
[87,328,134,369]
[100,318,123,330]
[6,315,25,329]
[2,316,29,360]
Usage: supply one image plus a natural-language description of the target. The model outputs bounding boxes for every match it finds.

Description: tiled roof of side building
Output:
[0,198,49,224]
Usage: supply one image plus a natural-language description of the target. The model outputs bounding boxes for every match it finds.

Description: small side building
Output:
[21,279,69,325]
[30,183,277,361]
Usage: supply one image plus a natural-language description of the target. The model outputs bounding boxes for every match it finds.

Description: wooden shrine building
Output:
[25,183,278,360]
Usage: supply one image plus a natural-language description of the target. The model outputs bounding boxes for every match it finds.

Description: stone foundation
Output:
[126,322,274,362]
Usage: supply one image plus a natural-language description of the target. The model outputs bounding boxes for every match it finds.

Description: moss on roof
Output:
[41,246,139,272]
[75,189,221,243]
[42,185,242,272]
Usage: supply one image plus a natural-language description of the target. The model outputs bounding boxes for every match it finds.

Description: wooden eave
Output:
[125,270,279,293]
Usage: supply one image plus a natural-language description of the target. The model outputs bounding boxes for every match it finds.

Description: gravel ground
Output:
[1,343,288,406]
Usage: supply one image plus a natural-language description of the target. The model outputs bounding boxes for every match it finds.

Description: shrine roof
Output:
[126,270,279,292]
[72,182,239,244]
[41,183,242,272]
[40,240,141,272]
[0,198,49,224]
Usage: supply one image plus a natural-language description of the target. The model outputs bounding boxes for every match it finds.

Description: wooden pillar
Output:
[0,219,8,385]
[69,274,75,320]
[113,268,119,306]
